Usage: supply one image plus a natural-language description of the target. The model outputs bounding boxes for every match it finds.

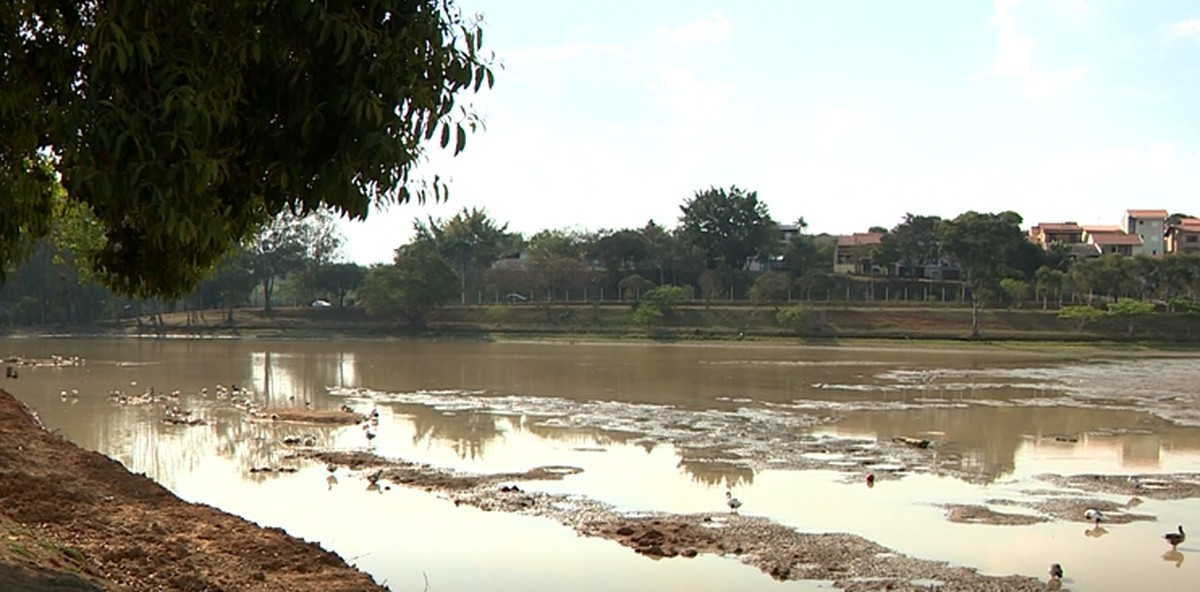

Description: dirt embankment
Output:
[0,389,385,592]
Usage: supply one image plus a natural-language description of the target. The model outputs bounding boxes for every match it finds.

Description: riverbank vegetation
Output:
[5,191,1200,343]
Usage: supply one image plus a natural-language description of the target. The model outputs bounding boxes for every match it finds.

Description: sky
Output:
[341,0,1200,265]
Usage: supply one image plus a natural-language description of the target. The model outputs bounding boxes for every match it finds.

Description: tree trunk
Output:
[970,296,982,340]
[262,278,273,312]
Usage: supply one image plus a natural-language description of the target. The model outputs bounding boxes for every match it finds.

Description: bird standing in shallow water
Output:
[1083,508,1108,525]
[1165,525,1186,549]
[725,491,742,514]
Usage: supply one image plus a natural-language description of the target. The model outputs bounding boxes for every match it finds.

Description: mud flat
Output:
[310,450,1050,591]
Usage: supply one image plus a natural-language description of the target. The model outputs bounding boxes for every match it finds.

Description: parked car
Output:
[504,293,527,303]
[310,299,332,308]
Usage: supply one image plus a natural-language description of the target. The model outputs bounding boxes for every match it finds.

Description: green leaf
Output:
[454,124,466,155]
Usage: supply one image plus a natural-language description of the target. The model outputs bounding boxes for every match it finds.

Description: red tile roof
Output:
[1033,222,1082,231]
[1126,209,1168,218]
[836,232,883,247]
[1082,225,1123,233]
[1090,233,1143,246]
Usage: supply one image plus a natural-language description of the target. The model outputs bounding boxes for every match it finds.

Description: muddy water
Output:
[5,337,1200,591]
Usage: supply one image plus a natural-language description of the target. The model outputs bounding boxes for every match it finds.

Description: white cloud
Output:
[989,0,1033,78]
[971,0,1085,99]
[1168,19,1200,40]
[661,11,731,45]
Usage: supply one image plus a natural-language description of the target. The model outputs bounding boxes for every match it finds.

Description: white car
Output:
[310,299,332,308]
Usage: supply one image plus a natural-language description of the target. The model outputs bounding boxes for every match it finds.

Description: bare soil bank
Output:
[87,303,1200,343]
[0,389,385,592]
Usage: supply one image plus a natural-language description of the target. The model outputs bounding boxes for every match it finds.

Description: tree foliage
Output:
[633,285,687,327]
[359,243,459,327]
[1107,297,1155,335]
[414,207,517,298]
[1058,305,1104,331]
[1,0,493,297]
[749,272,791,307]
[247,211,317,311]
[876,214,942,277]
[678,186,776,269]
[312,262,367,307]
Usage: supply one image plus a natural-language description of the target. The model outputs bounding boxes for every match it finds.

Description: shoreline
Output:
[0,389,386,592]
[5,302,1200,346]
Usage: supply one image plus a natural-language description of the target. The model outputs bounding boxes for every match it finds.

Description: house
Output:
[1165,217,1200,254]
[776,223,803,246]
[833,232,883,275]
[1086,230,1142,256]
[1123,209,1167,256]
[1028,222,1084,248]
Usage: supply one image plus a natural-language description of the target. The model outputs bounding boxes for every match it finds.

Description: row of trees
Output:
[9,179,1200,337]
[360,196,1200,336]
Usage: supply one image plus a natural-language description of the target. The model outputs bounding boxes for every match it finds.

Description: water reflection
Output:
[249,350,358,406]
[826,406,1200,481]
[404,404,503,460]
[1163,550,1184,567]
[676,458,755,488]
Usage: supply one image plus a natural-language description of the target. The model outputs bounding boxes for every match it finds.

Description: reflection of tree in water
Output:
[208,410,333,479]
[832,405,1187,483]
[405,404,501,460]
[676,457,755,488]
[523,421,632,449]
[403,402,650,461]
[248,349,358,408]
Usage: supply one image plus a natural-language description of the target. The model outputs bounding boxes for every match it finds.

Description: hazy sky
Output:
[341,0,1200,264]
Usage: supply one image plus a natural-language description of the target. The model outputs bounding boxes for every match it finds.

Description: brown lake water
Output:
[5,337,1200,591]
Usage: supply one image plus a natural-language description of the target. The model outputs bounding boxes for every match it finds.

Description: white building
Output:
[1123,209,1167,256]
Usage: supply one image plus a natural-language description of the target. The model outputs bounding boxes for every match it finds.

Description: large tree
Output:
[876,214,942,278]
[590,229,649,276]
[937,211,1031,339]
[247,211,311,312]
[312,262,368,308]
[677,186,776,270]
[359,243,459,328]
[1,1,493,297]
[413,207,516,301]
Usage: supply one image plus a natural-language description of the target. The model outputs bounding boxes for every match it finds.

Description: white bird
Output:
[1165,525,1186,549]
[1083,508,1108,525]
[725,490,742,514]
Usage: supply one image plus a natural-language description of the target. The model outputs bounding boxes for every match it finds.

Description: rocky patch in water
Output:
[1042,473,1200,500]
[941,504,1047,526]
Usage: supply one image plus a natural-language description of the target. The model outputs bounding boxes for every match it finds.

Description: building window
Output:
[1188,235,1198,243]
